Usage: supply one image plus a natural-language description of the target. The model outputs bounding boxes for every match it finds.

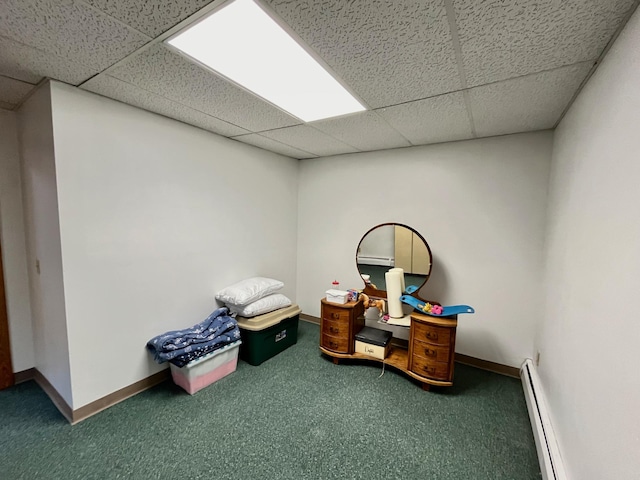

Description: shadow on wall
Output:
[456,328,512,372]
[419,254,449,303]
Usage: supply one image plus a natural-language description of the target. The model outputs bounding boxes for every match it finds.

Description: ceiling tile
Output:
[377,91,474,145]
[0,75,35,106]
[82,74,249,137]
[0,36,96,85]
[264,0,461,108]
[310,111,410,152]
[106,44,301,132]
[84,0,214,37]
[469,62,593,138]
[232,134,317,159]
[0,0,150,84]
[454,0,637,87]
[261,125,360,157]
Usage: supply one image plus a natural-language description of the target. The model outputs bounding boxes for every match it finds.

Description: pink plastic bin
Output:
[169,341,241,395]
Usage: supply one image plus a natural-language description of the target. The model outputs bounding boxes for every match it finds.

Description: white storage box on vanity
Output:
[325,289,349,304]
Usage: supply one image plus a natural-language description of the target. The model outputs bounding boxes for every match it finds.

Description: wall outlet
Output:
[535,351,541,366]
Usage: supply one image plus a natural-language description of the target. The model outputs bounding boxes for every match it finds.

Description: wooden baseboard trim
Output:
[71,369,170,424]
[14,367,35,384]
[34,370,73,423]
[33,368,170,424]
[301,312,518,378]
[455,353,519,378]
[299,313,319,325]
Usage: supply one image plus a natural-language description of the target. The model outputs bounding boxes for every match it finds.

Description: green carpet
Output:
[0,321,540,479]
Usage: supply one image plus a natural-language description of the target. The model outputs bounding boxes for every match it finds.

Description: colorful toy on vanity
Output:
[337,275,474,319]
[347,289,359,302]
[399,291,474,317]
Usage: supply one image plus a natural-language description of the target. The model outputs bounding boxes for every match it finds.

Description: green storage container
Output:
[236,305,301,366]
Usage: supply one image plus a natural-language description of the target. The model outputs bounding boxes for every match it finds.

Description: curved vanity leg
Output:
[332,357,340,365]
[422,382,431,392]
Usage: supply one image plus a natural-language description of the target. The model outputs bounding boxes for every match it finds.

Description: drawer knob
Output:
[424,366,435,374]
[331,313,340,320]
[330,341,338,349]
[330,326,340,334]
[424,348,436,357]
[425,332,438,341]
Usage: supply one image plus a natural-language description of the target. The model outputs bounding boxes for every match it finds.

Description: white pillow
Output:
[229,293,292,317]
[216,277,284,307]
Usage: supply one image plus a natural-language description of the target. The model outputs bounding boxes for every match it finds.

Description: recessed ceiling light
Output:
[166,0,366,122]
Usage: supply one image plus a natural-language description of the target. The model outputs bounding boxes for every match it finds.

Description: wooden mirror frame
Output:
[355,222,433,300]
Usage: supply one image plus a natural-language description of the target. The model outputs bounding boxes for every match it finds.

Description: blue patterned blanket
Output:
[146,307,241,367]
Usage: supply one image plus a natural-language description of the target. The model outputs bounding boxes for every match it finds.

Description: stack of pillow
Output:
[216,277,292,318]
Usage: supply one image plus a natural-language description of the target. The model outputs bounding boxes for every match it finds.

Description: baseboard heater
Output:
[356,255,394,267]
[520,359,567,480]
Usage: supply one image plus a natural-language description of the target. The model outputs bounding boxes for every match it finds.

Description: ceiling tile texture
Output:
[232,133,318,159]
[84,0,214,37]
[0,0,150,84]
[106,44,301,132]
[82,74,249,137]
[0,34,119,85]
[0,75,35,107]
[468,62,593,137]
[0,0,637,155]
[377,92,473,145]
[310,111,411,152]
[261,125,360,157]
[454,0,637,87]
[265,0,462,108]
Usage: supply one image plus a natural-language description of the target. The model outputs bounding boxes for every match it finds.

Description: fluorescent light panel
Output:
[167,0,365,122]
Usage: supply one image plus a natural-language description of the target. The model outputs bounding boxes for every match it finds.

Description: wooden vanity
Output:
[319,298,458,390]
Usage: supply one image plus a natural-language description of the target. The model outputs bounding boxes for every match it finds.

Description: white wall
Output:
[49,82,299,408]
[0,110,34,372]
[537,8,640,480]
[358,225,394,260]
[298,132,552,367]
[18,84,73,405]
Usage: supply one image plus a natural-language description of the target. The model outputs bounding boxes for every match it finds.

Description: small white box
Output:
[326,289,349,304]
[355,340,390,360]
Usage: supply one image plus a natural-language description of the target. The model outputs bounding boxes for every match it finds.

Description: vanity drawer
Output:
[411,339,450,363]
[410,355,451,381]
[322,305,351,324]
[321,333,350,353]
[322,319,349,339]
[412,321,451,346]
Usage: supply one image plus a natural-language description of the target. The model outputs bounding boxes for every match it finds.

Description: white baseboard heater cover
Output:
[520,359,567,480]
[356,255,394,267]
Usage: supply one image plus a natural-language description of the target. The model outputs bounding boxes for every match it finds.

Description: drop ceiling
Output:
[1,0,637,159]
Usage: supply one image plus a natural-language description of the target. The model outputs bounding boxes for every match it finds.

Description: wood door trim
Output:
[0,240,15,389]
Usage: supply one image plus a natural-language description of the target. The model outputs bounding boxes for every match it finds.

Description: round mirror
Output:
[355,223,432,299]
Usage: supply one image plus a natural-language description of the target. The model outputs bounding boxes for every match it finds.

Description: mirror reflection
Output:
[356,224,432,293]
